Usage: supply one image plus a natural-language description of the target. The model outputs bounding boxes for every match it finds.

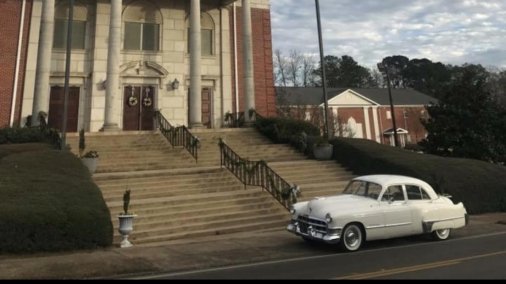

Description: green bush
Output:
[331,138,506,214]
[255,117,320,144]
[0,144,113,253]
[0,127,47,144]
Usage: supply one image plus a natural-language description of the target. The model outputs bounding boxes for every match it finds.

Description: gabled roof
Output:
[276,87,438,106]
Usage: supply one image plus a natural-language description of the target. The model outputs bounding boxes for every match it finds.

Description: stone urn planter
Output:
[81,157,98,174]
[118,189,136,248]
[81,150,99,174]
[118,214,136,248]
[313,144,334,160]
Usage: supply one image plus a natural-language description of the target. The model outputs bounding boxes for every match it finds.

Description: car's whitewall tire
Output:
[341,223,363,251]
[432,228,451,240]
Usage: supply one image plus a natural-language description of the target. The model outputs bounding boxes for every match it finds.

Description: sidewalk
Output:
[0,213,505,279]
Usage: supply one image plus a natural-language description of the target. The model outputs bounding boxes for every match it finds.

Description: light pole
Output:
[315,0,330,140]
[377,62,399,147]
[61,0,74,150]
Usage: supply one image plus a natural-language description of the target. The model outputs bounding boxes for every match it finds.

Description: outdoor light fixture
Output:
[171,78,180,90]
[377,62,399,147]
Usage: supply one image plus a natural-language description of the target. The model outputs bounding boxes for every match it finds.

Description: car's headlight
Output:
[325,213,333,223]
[289,206,296,215]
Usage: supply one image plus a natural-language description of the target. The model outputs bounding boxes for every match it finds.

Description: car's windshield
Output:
[343,180,382,200]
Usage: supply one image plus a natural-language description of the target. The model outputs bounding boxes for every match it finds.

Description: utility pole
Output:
[315,0,330,140]
[61,0,74,150]
[377,62,399,147]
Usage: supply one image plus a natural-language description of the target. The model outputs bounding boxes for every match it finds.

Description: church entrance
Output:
[123,85,155,131]
[48,86,80,132]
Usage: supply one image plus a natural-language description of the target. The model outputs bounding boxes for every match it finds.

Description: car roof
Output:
[353,175,432,188]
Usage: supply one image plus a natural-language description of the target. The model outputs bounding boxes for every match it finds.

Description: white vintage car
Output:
[287,175,468,251]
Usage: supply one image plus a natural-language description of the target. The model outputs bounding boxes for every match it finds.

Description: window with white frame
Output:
[53,1,88,49]
[124,22,160,51]
[188,13,215,56]
[123,2,162,52]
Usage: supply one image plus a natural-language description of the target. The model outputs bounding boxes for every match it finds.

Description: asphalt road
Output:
[152,231,506,279]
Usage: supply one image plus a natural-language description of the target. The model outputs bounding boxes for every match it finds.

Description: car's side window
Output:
[406,185,422,200]
[382,185,405,201]
[420,188,431,200]
[366,183,382,200]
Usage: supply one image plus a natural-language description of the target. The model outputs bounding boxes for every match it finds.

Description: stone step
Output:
[128,213,289,241]
[113,207,285,232]
[107,195,274,216]
[125,219,288,245]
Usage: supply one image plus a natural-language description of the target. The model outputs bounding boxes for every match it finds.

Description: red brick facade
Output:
[230,6,276,117]
[0,0,32,128]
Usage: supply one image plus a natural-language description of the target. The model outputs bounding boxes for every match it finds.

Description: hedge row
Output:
[0,144,113,253]
[331,138,506,214]
[255,117,320,145]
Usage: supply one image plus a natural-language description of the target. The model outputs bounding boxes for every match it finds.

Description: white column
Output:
[31,0,55,126]
[363,107,372,140]
[103,0,122,131]
[372,106,381,143]
[189,0,203,128]
[242,0,255,122]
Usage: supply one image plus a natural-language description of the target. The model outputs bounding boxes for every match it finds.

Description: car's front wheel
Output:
[340,223,363,252]
[432,228,451,240]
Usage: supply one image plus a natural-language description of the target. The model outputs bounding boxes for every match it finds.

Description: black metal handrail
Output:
[154,111,199,162]
[218,138,298,210]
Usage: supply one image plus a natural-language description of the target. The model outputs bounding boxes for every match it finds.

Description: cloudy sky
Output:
[270,0,506,70]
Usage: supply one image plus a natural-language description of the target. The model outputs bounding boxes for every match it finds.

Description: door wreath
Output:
[143,95,152,107]
[128,95,138,106]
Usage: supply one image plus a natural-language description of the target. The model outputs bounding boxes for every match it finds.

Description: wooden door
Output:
[123,85,155,131]
[201,87,212,128]
[48,86,80,132]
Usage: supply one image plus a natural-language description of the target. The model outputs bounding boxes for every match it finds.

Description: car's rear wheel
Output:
[432,228,451,240]
[340,223,363,252]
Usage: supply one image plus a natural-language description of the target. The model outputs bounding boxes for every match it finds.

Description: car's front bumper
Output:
[287,221,341,244]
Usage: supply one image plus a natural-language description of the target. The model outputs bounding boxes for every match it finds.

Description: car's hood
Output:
[298,194,377,218]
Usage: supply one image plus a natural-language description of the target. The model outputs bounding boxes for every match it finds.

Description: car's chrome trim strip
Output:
[365,222,412,230]
[424,216,465,223]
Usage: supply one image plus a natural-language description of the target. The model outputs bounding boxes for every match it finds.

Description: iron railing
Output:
[218,138,298,210]
[154,111,199,162]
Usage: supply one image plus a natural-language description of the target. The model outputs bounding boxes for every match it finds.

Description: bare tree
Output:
[302,54,317,87]
[274,49,288,87]
[287,50,303,87]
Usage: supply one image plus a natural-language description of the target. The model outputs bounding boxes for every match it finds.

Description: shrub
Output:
[0,144,113,253]
[331,138,506,214]
[255,117,320,144]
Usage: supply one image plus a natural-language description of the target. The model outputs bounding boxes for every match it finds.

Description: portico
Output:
[25,0,265,132]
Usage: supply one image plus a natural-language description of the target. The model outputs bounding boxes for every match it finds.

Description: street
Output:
[147,231,506,279]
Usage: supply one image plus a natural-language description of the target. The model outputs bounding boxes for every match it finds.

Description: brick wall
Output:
[0,0,32,128]
[230,6,276,117]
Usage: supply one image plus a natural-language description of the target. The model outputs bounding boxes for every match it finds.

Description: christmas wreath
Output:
[143,96,152,107]
[128,95,138,106]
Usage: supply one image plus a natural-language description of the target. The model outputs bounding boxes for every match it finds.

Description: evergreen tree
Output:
[421,66,506,164]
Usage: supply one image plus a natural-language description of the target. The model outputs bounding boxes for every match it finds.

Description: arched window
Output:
[187,12,215,56]
[123,1,162,51]
[53,0,88,49]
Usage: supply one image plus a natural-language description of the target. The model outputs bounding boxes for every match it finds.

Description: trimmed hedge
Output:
[255,117,320,144]
[331,138,506,214]
[0,144,113,253]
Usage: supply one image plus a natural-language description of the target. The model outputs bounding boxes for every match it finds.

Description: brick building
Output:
[277,87,438,147]
[0,0,33,128]
[1,0,275,132]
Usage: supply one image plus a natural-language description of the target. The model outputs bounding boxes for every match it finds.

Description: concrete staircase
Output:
[66,131,289,246]
[269,160,354,201]
[65,128,354,246]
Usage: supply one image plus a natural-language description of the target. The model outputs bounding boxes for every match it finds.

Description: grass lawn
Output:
[0,143,113,253]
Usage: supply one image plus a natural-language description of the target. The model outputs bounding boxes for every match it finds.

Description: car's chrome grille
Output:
[297,215,328,234]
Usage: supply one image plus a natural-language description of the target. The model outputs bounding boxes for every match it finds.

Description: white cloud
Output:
[271,0,506,68]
